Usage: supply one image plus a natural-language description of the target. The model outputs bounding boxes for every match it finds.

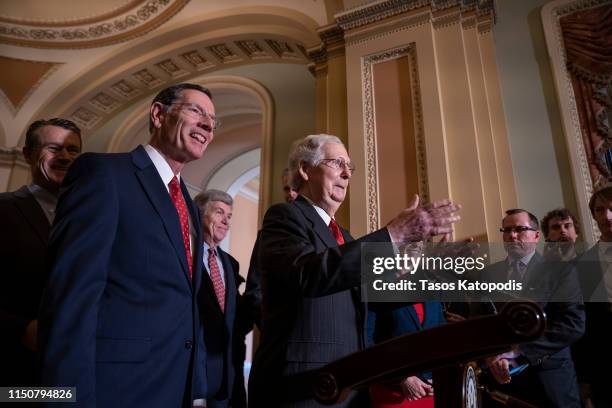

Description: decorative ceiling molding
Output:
[0,0,147,26]
[334,0,495,31]
[0,0,189,49]
[58,36,306,132]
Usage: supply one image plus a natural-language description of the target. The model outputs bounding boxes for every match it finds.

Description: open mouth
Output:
[190,132,208,144]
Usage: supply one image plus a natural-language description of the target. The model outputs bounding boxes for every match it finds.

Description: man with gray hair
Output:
[194,189,243,408]
[249,134,461,407]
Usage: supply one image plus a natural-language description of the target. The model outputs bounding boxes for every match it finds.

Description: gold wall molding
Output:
[38,36,307,133]
[335,0,494,32]
[0,0,188,49]
[541,0,611,243]
[362,44,428,232]
[340,5,491,47]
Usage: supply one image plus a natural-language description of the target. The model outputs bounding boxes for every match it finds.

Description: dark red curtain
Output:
[560,4,612,188]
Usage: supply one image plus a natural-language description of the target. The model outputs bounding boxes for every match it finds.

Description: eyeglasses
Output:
[500,226,538,234]
[319,158,355,174]
[168,103,220,129]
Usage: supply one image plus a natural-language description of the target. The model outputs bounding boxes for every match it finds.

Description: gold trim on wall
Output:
[541,0,610,243]
[361,44,428,232]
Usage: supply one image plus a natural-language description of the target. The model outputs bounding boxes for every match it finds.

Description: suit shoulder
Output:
[221,249,239,269]
[262,202,302,222]
[67,151,132,178]
[0,190,15,203]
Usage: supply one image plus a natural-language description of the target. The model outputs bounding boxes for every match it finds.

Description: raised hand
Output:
[387,195,461,244]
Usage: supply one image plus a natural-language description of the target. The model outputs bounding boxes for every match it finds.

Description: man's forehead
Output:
[178,89,213,107]
[595,196,612,207]
[38,126,81,145]
[210,201,232,210]
[502,212,530,225]
[549,217,573,226]
[322,142,349,158]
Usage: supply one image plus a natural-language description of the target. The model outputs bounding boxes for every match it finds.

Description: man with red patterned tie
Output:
[39,83,216,407]
[249,134,461,407]
[194,190,242,408]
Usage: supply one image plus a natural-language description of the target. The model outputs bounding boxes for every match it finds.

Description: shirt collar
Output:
[203,240,212,254]
[144,144,179,191]
[300,194,332,226]
[27,183,58,224]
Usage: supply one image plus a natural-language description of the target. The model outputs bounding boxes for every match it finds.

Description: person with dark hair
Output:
[541,208,580,242]
[0,117,82,386]
[482,209,584,407]
[193,189,244,408]
[572,186,612,407]
[38,83,217,406]
[281,167,298,203]
[541,208,580,261]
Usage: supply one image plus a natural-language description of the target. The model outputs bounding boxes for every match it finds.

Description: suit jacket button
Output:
[185,340,193,349]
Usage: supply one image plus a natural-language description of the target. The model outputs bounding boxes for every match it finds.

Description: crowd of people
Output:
[1,82,611,408]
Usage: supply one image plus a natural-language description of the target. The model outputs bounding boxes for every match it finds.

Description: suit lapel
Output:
[218,249,236,326]
[131,146,192,289]
[293,196,338,248]
[13,186,50,245]
[523,252,543,286]
[406,305,422,330]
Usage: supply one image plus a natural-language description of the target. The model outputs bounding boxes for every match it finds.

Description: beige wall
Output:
[492,0,577,225]
[344,8,513,242]
[229,192,259,284]
[372,57,419,226]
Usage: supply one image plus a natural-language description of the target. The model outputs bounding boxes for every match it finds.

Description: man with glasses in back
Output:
[0,118,81,387]
[39,83,219,407]
[481,209,584,407]
[249,134,461,407]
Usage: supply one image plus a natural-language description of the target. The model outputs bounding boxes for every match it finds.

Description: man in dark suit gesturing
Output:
[0,118,81,386]
[248,134,461,407]
[39,83,217,407]
[194,189,242,408]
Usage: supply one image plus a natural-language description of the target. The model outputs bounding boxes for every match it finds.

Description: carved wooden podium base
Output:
[313,302,545,407]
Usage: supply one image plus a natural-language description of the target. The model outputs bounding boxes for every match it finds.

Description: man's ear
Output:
[150,102,166,130]
[298,161,309,182]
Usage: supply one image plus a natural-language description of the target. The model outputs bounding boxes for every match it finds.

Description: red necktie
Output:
[208,249,225,312]
[329,218,345,245]
[169,176,192,279]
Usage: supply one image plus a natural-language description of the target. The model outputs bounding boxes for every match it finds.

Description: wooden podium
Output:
[312,302,546,407]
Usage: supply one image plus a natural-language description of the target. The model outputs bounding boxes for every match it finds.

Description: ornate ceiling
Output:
[0,0,327,150]
[0,0,189,48]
